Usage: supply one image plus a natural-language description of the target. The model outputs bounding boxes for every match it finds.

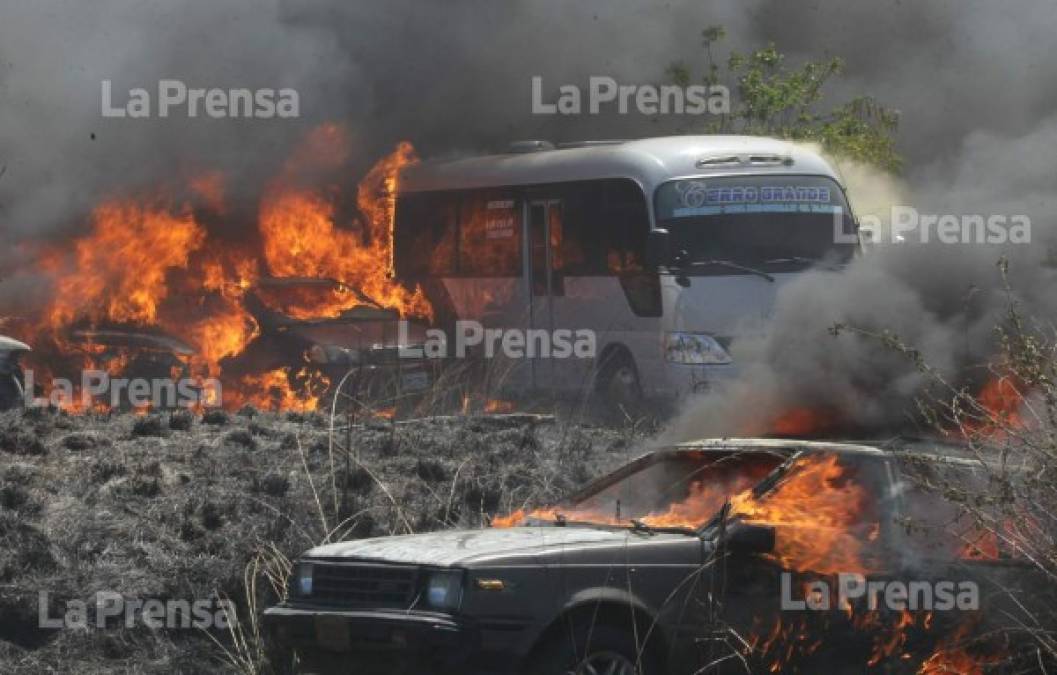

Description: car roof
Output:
[567,436,1005,508]
[670,437,886,456]
[667,436,1006,470]
[399,135,842,196]
[567,438,880,505]
[0,335,31,353]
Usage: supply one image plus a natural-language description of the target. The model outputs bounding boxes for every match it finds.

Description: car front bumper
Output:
[263,605,516,675]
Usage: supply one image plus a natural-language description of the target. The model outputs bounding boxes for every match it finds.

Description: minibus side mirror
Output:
[646,229,671,268]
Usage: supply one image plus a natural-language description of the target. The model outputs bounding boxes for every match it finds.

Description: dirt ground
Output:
[0,406,646,673]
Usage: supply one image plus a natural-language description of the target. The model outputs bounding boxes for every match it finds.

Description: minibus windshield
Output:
[655,174,857,272]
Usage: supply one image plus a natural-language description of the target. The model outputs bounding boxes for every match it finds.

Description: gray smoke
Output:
[665,118,1057,439]
[0,0,741,302]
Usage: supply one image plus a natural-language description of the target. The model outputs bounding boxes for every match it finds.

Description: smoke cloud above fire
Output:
[1,0,1054,426]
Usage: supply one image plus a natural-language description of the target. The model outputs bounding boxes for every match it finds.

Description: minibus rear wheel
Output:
[596,350,643,422]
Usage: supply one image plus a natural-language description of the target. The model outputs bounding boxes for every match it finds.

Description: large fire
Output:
[43,200,206,329]
[493,447,1009,672]
[19,124,430,412]
[493,452,878,575]
[730,453,881,576]
[490,455,776,529]
[259,140,430,321]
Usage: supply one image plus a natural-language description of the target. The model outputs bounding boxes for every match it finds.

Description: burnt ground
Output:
[0,406,645,673]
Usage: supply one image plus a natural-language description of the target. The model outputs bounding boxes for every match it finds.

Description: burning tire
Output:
[526,623,659,675]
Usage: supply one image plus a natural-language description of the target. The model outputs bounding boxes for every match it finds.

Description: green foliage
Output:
[670,31,902,173]
[665,61,691,89]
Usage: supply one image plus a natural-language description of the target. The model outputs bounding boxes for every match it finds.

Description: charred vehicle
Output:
[66,327,195,377]
[223,277,439,412]
[37,327,198,410]
[265,438,1045,674]
[0,335,30,410]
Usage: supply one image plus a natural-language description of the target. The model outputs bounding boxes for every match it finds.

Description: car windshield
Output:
[654,175,857,272]
[494,450,786,531]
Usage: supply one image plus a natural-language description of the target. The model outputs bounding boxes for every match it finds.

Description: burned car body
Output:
[265,438,1046,674]
[0,335,30,410]
[61,325,198,409]
[223,277,438,411]
[67,327,195,376]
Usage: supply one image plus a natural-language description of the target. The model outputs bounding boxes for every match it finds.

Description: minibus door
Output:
[525,200,562,392]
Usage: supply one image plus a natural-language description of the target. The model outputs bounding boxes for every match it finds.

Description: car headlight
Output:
[296,562,314,596]
[664,333,732,365]
[426,570,464,611]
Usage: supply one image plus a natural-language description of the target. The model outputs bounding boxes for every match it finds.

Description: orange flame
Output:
[768,407,841,437]
[730,453,880,575]
[483,399,515,414]
[28,125,427,413]
[44,199,205,329]
[916,617,1003,674]
[260,139,431,321]
[492,456,775,529]
[227,367,330,412]
[962,374,1025,439]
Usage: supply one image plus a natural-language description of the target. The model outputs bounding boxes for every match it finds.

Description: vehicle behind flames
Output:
[0,335,30,410]
[222,277,439,413]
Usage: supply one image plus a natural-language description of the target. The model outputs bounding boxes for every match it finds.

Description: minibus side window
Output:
[394,192,458,278]
[557,179,650,277]
[457,191,522,277]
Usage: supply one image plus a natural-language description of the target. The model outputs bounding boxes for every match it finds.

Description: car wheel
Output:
[596,351,644,422]
[527,623,659,675]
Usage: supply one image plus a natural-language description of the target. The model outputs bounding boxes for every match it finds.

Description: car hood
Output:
[304,526,647,566]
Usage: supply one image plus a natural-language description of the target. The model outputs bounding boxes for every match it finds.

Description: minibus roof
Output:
[398,135,842,196]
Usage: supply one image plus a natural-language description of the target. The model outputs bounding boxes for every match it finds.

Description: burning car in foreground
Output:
[0,334,30,410]
[265,437,1045,674]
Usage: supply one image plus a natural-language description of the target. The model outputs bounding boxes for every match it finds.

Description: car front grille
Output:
[309,561,421,608]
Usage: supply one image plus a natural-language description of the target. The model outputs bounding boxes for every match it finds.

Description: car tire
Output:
[526,623,660,675]
[595,350,644,423]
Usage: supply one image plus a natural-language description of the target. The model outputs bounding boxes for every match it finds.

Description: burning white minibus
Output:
[394,136,860,412]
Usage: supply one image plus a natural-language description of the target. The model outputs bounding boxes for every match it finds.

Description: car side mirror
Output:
[645,229,671,268]
[723,521,775,555]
